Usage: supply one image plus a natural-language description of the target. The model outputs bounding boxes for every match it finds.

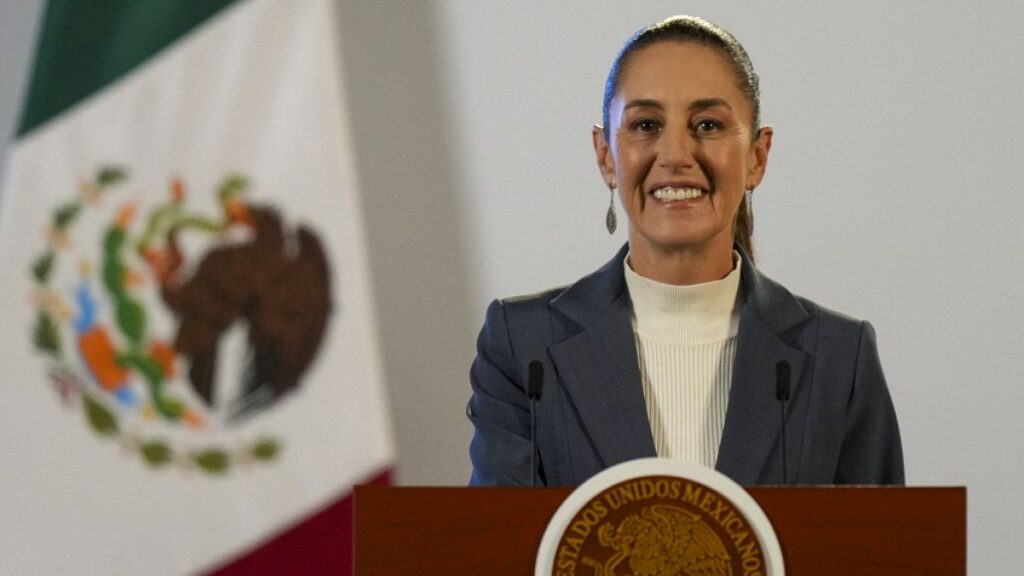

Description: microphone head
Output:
[527,360,544,400]
[775,360,791,402]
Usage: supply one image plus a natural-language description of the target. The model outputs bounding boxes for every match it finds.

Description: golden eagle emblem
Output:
[594,504,732,576]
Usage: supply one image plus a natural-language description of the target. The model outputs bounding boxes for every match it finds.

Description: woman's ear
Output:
[746,125,773,189]
[592,125,617,188]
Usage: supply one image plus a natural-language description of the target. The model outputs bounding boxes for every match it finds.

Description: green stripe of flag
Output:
[18,0,241,137]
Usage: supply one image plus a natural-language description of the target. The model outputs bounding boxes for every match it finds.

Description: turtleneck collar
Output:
[623,252,742,343]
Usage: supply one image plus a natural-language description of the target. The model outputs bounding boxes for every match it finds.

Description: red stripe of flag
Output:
[204,469,392,576]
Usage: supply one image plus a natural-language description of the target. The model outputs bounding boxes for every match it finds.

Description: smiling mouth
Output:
[652,186,705,202]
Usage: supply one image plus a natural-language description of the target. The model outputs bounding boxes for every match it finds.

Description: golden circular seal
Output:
[536,459,784,576]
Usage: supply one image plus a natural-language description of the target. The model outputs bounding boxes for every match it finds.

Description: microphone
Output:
[527,360,545,487]
[775,360,791,484]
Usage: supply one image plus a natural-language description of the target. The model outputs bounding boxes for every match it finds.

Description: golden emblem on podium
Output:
[536,460,784,576]
[593,503,732,575]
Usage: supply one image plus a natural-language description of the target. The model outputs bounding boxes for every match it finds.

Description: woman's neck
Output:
[627,240,736,285]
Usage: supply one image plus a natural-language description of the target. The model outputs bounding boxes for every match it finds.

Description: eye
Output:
[693,118,724,134]
[630,118,662,134]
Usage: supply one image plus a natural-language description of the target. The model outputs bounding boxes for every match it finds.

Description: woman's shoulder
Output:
[498,285,572,308]
[786,289,876,334]
[783,291,880,362]
[492,246,629,320]
[793,294,868,329]
[742,263,878,362]
[482,285,573,334]
[743,257,869,326]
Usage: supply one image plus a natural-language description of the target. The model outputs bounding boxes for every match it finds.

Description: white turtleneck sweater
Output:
[623,254,742,468]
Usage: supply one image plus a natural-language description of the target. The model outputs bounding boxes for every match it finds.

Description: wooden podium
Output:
[353,485,965,575]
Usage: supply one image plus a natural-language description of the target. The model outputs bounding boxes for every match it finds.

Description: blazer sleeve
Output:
[835,321,905,484]
[467,299,535,486]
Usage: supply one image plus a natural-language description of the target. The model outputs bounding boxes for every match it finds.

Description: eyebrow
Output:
[689,98,732,113]
[623,98,664,112]
[622,97,733,113]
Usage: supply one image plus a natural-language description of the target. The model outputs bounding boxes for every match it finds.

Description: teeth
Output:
[653,186,703,201]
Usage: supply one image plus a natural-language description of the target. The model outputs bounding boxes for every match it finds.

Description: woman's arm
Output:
[467,299,536,486]
[835,321,905,484]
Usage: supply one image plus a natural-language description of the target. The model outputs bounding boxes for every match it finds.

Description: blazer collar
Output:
[548,244,657,469]
[548,244,812,484]
[550,244,810,334]
[716,245,811,483]
[548,244,631,329]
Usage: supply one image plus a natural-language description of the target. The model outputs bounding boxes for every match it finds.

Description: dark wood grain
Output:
[353,486,965,575]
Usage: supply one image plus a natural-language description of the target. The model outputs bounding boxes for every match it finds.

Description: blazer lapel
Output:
[716,252,810,484]
[548,246,657,469]
[716,308,806,484]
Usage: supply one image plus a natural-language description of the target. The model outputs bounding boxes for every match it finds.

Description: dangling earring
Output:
[744,188,754,234]
[606,184,617,235]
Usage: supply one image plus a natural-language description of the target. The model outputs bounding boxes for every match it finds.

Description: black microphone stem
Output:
[530,403,537,487]
[776,360,792,485]
[527,361,544,488]
[780,399,787,484]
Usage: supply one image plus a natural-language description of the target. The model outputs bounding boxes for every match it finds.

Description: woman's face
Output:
[594,41,772,274]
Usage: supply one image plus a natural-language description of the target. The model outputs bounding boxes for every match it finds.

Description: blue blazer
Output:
[468,245,903,487]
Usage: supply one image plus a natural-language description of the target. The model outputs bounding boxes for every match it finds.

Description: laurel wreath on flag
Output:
[30,166,282,475]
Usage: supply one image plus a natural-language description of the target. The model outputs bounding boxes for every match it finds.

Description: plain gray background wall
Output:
[3,2,1022,573]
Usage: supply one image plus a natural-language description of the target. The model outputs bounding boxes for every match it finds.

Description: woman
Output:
[467,16,903,487]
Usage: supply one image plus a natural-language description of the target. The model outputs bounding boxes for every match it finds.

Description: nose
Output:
[657,126,696,171]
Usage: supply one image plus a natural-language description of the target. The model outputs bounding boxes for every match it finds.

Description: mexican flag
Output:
[0,1,395,574]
